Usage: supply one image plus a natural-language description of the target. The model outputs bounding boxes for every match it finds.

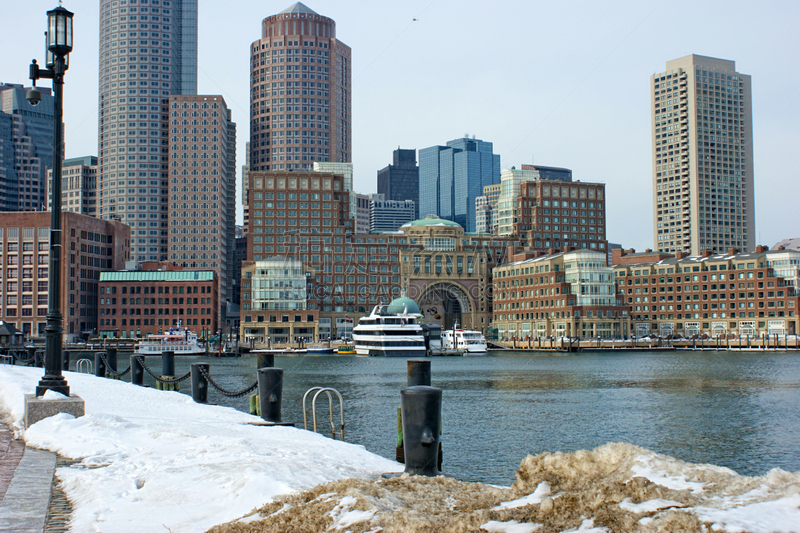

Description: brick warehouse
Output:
[98,263,218,339]
[0,212,130,340]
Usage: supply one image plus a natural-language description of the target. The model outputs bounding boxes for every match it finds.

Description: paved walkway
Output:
[0,423,56,533]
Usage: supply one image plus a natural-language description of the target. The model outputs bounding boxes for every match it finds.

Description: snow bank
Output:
[210,443,800,533]
[0,366,398,532]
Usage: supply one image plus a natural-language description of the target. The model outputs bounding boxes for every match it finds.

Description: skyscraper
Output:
[419,137,500,232]
[167,95,236,309]
[97,0,198,262]
[0,83,56,211]
[377,148,419,219]
[651,54,754,255]
[249,2,351,173]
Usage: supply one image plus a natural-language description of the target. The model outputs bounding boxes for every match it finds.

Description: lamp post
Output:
[29,5,73,397]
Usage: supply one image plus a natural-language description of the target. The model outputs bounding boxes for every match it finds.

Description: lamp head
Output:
[26,88,42,106]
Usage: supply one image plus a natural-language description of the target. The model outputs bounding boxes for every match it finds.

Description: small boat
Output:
[442,325,488,355]
[136,328,205,355]
[307,344,335,355]
[336,344,356,354]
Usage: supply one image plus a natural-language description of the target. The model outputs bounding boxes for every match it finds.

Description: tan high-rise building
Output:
[249,2,351,173]
[652,55,754,255]
[167,95,236,310]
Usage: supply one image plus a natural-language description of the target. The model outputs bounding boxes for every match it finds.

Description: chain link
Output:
[135,356,191,384]
[198,365,258,398]
[97,351,132,377]
[11,350,37,364]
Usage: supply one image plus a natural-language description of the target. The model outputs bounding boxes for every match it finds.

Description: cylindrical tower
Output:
[249,2,351,173]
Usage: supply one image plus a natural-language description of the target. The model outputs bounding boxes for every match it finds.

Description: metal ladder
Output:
[76,358,93,374]
[302,387,345,441]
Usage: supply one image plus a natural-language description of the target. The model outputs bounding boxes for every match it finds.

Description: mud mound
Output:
[207,443,800,533]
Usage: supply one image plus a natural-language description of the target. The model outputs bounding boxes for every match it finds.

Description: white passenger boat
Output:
[136,328,205,355]
[352,294,426,357]
[442,325,488,355]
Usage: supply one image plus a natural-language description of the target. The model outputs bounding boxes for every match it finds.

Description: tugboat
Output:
[352,292,426,357]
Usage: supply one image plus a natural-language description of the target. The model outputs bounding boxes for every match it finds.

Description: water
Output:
[106,350,800,486]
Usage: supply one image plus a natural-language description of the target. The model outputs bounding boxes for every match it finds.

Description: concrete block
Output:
[23,393,85,429]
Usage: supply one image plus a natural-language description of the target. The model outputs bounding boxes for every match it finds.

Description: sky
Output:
[1,0,798,251]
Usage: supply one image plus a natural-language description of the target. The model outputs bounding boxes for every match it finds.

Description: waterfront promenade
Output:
[0,423,58,533]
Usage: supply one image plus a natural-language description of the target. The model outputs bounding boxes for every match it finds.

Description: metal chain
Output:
[11,350,37,364]
[97,352,132,377]
[198,365,258,398]
[135,356,191,384]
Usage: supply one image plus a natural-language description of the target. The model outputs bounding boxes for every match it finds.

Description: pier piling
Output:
[407,360,431,387]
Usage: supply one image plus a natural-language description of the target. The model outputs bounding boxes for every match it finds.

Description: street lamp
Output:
[30,5,74,397]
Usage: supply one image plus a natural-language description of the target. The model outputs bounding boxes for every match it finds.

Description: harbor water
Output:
[101,350,800,485]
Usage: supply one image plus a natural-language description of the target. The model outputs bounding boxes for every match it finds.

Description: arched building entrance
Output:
[414,282,475,330]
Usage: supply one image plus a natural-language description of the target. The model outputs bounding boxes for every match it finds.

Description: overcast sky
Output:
[2,0,798,251]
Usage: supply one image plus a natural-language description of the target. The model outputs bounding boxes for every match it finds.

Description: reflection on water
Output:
[134,350,800,485]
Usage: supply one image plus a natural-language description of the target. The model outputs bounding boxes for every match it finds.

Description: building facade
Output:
[167,94,236,309]
[370,198,415,233]
[377,148,419,219]
[249,2,351,173]
[613,247,798,338]
[47,156,99,216]
[512,180,608,256]
[493,250,628,340]
[0,83,56,212]
[239,257,318,343]
[419,137,500,233]
[0,212,130,340]
[354,192,370,234]
[97,0,198,262]
[399,217,508,332]
[651,54,754,255]
[98,264,217,339]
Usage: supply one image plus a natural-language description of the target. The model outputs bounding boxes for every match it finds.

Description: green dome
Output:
[386,296,421,315]
[401,216,462,229]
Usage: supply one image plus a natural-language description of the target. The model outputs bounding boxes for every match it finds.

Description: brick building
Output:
[0,212,130,340]
[613,246,799,338]
[512,179,608,256]
[98,262,218,339]
[493,249,629,340]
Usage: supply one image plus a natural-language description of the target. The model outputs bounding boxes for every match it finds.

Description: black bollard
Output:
[130,356,144,386]
[27,346,38,367]
[257,352,274,369]
[95,352,107,377]
[407,360,431,387]
[106,347,118,373]
[190,363,209,403]
[162,350,175,376]
[257,368,292,425]
[62,350,70,372]
[401,385,442,477]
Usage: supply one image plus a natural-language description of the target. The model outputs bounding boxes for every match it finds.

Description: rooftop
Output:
[99,271,214,282]
[279,2,319,15]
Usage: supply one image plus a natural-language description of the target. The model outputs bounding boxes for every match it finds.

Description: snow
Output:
[481,520,542,533]
[618,497,684,513]
[493,481,551,509]
[41,389,68,400]
[0,366,399,533]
